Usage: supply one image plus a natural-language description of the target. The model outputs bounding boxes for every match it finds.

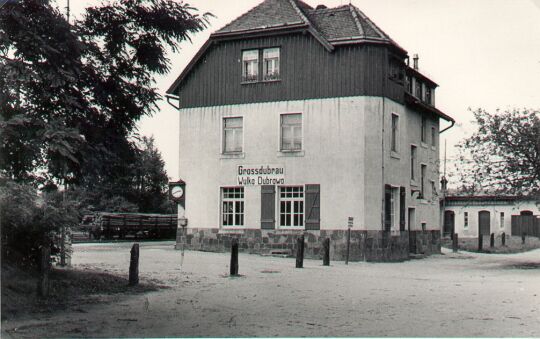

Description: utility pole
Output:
[66,0,70,23]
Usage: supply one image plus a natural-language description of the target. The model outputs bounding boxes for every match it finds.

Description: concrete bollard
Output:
[490,233,495,248]
[323,238,330,266]
[501,232,506,246]
[129,243,139,286]
[230,239,239,276]
[452,233,458,253]
[296,236,304,268]
[478,235,483,252]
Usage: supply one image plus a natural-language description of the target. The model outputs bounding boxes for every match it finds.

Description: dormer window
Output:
[415,80,422,99]
[242,50,259,82]
[263,48,280,81]
[406,75,412,93]
[425,87,432,105]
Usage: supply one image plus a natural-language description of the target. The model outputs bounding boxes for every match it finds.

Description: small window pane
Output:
[281,114,302,151]
[223,117,243,153]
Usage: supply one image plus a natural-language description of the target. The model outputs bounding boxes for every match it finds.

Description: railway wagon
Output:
[80,212,178,240]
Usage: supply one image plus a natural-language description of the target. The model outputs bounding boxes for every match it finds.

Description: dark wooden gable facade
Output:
[167,0,453,124]
[172,32,405,109]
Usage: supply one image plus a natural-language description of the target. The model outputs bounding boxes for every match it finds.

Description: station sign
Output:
[237,165,285,186]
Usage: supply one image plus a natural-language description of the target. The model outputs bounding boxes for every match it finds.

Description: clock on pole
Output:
[169,179,186,205]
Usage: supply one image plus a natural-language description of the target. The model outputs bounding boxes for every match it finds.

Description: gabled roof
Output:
[212,0,403,50]
[167,0,406,94]
[213,0,307,35]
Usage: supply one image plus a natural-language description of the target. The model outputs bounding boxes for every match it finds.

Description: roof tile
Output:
[214,0,306,34]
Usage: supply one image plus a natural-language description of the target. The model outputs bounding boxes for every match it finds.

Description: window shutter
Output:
[305,184,320,230]
[399,187,406,231]
[261,185,275,229]
[384,185,391,232]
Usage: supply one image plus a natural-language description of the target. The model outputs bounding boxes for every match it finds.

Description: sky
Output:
[66,0,540,184]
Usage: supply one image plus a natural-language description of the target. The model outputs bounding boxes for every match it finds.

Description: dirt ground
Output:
[2,241,540,338]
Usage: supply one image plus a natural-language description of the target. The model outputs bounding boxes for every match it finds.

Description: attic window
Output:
[263,48,280,81]
[242,49,259,82]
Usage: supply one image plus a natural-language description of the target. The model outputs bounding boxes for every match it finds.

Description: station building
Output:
[166,0,454,261]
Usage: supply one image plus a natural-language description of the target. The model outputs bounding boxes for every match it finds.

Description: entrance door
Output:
[408,208,416,253]
[478,211,491,236]
[443,211,455,237]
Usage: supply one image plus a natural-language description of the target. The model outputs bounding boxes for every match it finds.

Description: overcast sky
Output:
[66,0,540,183]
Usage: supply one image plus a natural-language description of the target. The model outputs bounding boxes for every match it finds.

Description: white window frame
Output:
[280,113,302,152]
[464,212,469,228]
[391,113,399,153]
[242,49,259,83]
[278,185,304,228]
[222,116,243,154]
[263,47,280,81]
[500,212,505,228]
[221,187,245,227]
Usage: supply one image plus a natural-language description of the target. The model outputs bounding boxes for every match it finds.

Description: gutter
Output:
[165,93,181,110]
[439,120,455,134]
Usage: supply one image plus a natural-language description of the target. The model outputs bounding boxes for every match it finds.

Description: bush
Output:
[1,180,78,267]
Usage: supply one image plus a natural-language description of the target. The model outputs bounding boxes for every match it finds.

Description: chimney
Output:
[413,54,419,70]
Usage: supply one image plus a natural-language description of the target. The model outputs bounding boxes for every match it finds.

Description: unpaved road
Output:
[3,241,540,337]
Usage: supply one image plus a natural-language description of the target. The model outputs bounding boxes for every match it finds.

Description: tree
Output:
[0,0,210,186]
[454,108,540,195]
[0,0,206,263]
[132,136,173,213]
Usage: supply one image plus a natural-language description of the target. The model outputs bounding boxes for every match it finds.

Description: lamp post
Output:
[169,180,187,267]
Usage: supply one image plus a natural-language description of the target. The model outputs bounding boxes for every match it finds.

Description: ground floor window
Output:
[222,187,244,227]
[279,186,304,227]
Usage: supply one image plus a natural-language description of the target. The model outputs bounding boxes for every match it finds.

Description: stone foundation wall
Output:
[176,228,441,262]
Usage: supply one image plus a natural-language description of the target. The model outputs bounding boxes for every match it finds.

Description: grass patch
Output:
[1,262,164,320]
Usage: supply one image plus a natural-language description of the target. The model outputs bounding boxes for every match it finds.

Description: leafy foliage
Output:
[454,108,540,195]
[0,0,209,186]
[1,0,206,263]
[0,180,79,266]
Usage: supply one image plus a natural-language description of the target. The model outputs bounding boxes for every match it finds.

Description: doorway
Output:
[443,211,455,237]
[478,210,491,236]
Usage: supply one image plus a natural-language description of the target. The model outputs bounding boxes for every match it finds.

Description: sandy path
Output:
[3,242,540,337]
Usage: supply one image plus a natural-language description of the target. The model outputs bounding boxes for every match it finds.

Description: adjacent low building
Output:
[167,0,454,261]
[444,195,540,238]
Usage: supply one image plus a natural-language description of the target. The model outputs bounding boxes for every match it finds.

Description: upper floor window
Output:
[500,212,505,228]
[391,113,399,153]
[415,80,422,98]
[410,145,417,180]
[464,212,469,228]
[420,164,427,198]
[431,126,436,147]
[281,113,302,151]
[425,87,432,105]
[242,50,259,82]
[263,48,280,81]
[223,117,243,153]
[406,75,413,93]
[421,116,427,143]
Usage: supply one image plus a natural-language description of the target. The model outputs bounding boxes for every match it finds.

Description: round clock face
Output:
[171,186,184,199]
